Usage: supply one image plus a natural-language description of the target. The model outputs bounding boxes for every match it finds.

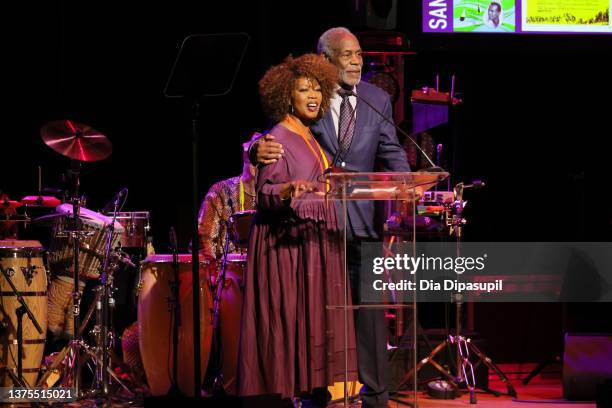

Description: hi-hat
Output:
[41,120,112,162]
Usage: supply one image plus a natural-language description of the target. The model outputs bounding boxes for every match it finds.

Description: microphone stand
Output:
[167,227,182,396]
[96,190,124,400]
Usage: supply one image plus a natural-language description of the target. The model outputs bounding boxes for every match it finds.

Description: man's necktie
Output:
[337,88,355,157]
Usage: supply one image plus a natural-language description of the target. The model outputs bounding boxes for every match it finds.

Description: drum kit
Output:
[0,120,146,401]
[0,119,255,400]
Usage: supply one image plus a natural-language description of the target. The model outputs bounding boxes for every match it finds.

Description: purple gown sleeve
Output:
[257,155,291,211]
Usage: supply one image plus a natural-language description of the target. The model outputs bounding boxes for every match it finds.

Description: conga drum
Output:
[137,254,212,396]
[0,240,48,387]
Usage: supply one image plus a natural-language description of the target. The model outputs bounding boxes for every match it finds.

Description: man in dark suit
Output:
[253,27,410,408]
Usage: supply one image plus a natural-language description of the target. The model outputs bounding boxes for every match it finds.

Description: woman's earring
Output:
[290,105,294,114]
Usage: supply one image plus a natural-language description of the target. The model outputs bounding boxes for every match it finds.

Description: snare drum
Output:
[48,204,124,280]
[0,240,48,387]
[137,254,213,396]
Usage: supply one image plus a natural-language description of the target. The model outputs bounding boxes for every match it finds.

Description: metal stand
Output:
[37,185,133,401]
[16,306,25,382]
[167,227,183,396]
[164,33,249,397]
[67,160,86,396]
[396,182,515,404]
[206,223,232,392]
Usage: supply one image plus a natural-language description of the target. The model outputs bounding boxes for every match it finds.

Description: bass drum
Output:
[137,254,212,396]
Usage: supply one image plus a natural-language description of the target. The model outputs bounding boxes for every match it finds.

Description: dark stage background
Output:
[3,1,612,363]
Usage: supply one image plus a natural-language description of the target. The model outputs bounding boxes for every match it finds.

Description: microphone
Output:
[463,180,485,189]
[101,188,128,214]
[341,89,444,172]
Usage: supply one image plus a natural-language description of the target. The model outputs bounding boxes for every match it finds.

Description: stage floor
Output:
[27,363,596,407]
[328,363,596,408]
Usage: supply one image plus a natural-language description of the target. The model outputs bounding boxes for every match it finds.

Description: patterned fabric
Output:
[47,276,85,336]
[197,176,256,261]
[121,321,146,385]
[337,88,355,156]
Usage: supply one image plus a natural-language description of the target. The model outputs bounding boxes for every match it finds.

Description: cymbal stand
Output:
[37,253,132,395]
[74,190,129,402]
[65,159,90,397]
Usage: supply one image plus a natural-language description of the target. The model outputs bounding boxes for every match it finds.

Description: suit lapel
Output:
[351,83,367,156]
[316,111,338,156]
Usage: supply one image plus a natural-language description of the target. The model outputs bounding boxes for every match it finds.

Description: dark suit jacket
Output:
[311,81,410,238]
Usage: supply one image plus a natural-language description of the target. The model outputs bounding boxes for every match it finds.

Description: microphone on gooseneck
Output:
[341,89,445,173]
[101,187,128,214]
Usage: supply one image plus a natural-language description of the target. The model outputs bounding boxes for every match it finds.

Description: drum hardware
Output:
[207,211,253,394]
[167,226,182,396]
[92,188,128,398]
[38,224,133,397]
[39,119,114,400]
[0,264,44,385]
[206,221,234,393]
[20,264,38,286]
[392,180,516,404]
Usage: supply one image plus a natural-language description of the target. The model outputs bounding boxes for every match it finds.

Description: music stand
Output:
[164,33,249,397]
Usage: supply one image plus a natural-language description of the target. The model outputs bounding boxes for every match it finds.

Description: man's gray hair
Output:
[317,27,354,58]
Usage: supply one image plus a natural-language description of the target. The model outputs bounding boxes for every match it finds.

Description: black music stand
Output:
[164,33,249,398]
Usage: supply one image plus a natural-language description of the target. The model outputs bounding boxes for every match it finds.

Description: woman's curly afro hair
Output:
[259,53,339,123]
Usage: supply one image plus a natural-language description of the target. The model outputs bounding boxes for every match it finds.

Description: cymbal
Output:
[1,200,22,211]
[21,196,62,208]
[40,120,112,162]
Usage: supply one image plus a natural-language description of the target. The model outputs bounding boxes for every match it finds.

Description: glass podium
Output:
[300,171,449,407]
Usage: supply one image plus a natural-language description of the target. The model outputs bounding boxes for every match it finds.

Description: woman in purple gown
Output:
[237,54,357,403]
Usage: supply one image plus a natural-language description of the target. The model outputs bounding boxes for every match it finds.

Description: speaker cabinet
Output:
[563,333,612,401]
